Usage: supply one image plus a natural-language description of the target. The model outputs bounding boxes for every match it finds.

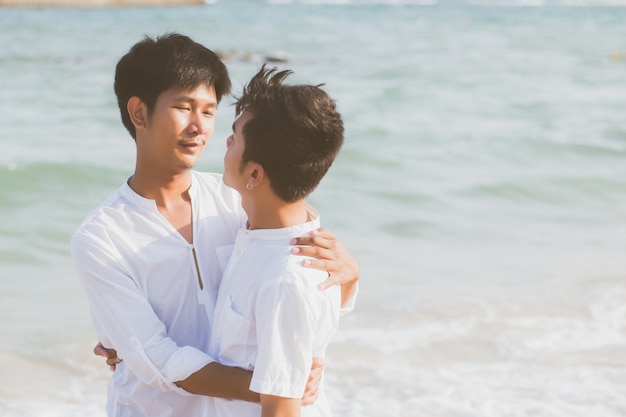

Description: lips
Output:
[179,141,205,152]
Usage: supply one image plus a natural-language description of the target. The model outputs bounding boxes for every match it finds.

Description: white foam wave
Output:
[322,279,626,416]
[0,343,108,417]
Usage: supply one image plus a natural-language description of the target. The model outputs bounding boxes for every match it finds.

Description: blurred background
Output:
[1,1,626,416]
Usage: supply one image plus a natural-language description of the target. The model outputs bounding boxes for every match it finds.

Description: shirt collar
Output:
[242,204,320,241]
[120,178,157,211]
[120,171,199,210]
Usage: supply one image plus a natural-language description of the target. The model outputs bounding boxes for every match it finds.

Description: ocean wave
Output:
[322,279,626,416]
[0,162,128,264]
[452,176,626,206]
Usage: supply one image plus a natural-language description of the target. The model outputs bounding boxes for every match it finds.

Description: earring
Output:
[246,183,253,190]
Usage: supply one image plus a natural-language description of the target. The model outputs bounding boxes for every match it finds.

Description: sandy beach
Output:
[0,0,203,6]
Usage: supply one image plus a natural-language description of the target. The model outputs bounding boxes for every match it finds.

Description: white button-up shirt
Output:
[209,207,342,417]
[71,171,245,417]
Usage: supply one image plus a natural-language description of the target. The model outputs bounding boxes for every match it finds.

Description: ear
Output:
[127,96,148,130]
[247,163,265,189]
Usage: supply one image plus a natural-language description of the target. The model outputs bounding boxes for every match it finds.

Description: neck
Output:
[243,197,309,230]
[129,166,193,208]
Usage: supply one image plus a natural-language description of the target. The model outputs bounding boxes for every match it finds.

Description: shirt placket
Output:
[229,231,251,273]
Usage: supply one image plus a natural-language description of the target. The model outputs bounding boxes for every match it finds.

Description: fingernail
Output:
[303,259,311,266]
[292,247,300,254]
[290,238,297,244]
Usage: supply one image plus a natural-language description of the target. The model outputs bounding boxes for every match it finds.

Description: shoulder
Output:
[255,259,341,331]
[72,187,125,237]
[70,187,130,257]
[261,257,334,302]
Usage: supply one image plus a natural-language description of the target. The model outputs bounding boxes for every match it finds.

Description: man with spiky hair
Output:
[210,66,347,417]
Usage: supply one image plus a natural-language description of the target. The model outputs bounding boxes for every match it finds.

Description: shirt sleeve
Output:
[249,276,317,398]
[250,273,340,398]
[71,234,215,395]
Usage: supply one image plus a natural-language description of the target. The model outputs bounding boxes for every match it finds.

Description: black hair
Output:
[234,66,344,202]
[114,32,231,140]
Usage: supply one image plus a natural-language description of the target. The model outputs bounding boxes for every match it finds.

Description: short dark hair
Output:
[114,33,231,140]
[234,66,344,203]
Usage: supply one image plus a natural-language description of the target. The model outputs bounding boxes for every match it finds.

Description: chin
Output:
[179,153,200,167]
[179,163,196,171]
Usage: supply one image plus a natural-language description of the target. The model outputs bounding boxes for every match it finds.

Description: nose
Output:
[189,111,209,136]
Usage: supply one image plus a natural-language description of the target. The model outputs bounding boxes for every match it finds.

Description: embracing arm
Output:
[291,227,359,307]
[72,235,255,401]
[175,362,258,402]
[93,342,258,401]
[261,394,301,417]
[95,344,324,404]
[76,221,327,403]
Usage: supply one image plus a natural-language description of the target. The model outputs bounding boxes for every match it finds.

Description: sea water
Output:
[1,1,626,416]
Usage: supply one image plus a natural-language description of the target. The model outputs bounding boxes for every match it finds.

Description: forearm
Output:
[261,394,301,417]
[340,279,358,307]
[175,362,260,402]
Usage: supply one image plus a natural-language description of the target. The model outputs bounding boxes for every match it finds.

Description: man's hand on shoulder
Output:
[291,227,359,305]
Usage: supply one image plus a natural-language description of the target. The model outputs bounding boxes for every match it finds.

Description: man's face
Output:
[223,110,254,192]
[137,85,218,173]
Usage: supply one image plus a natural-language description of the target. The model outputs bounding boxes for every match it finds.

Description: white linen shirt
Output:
[209,206,342,417]
[71,171,245,417]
